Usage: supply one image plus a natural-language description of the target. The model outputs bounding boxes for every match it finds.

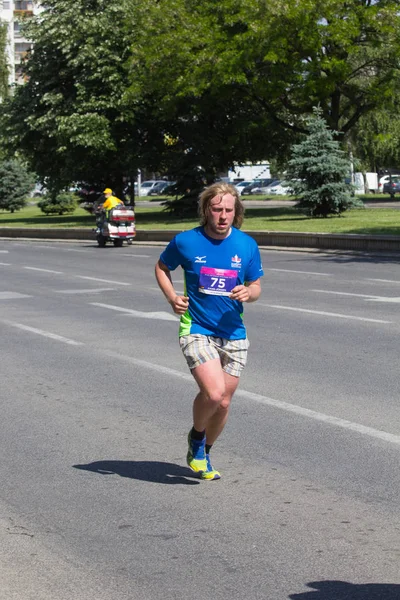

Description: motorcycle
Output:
[95,205,136,247]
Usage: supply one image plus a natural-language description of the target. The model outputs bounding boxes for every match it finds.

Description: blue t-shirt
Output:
[159,226,264,339]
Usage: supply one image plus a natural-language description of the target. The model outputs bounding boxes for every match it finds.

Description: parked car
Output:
[383,177,400,196]
[148,181,176,196]
[268,181,294,195]
[379,174,400,194]
[241,178,277,195]
[252,180,293,195]
[233,180,254,195]
[138,180,168,196]
[250,179,281,195]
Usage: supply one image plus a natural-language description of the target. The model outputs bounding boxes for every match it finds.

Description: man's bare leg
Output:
[191,361,239,444]
[191,358,229,432]
[204,371,239,446]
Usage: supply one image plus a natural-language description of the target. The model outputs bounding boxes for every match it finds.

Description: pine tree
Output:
[287,107,362,217]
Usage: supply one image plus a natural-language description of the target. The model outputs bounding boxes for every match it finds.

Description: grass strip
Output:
[0,199,400,236]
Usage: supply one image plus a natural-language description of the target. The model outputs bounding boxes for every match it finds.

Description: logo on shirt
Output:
[231,254,242,268]
[195,255,207,263]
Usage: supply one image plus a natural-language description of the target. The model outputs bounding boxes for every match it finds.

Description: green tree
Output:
[128,0,400,149]
[0,160,35,212]
[0,20,9,103]
[0,0,137,196]
[349,104,400,173]
[286,108,361,217]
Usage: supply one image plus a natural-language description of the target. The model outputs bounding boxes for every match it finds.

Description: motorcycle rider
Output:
[102,188,124,217]
[96,188,124,230]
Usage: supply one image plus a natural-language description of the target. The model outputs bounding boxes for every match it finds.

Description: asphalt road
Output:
[1,240,400,600]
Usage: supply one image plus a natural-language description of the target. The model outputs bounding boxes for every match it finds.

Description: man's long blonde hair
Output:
[198,182,244,229]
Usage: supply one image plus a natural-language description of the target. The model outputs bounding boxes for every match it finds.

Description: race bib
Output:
[198,266,238,296]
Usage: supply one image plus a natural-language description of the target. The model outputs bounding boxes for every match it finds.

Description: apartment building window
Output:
[14,41,31,62]
[14,1,34,10]
[3,1,11,8]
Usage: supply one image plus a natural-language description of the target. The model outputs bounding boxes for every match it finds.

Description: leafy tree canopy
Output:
[350,101,400,173]
[0,0,137,195]
[128,0,400,140]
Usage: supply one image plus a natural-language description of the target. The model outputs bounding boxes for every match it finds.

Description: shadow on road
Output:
[73,459,200,485]
[289,580,400,599]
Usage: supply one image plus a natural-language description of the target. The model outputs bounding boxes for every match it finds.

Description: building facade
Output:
[0,0,42,85]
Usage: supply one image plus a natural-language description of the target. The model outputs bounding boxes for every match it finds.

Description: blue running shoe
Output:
[201,454,221,480]
[186,432,207,473]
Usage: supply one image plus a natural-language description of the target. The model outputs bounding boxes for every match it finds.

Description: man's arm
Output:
[230,278,261,303]
[155,259,189,315]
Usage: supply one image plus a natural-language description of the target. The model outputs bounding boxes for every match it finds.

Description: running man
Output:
[155,182,263,480]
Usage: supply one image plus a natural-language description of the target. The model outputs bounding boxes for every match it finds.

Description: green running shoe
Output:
[186,432,207,473]
[201,454,221,480]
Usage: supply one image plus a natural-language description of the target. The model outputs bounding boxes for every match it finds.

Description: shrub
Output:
[38,192,78,215]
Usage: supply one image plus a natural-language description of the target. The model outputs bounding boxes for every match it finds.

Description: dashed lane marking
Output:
[0,292,31,300]
[313,289,400,304]
[90,302,179,321]
[1,319,83,345]
[365,278,400,284]
[77,276,131,286]
[54,288,115,294]
[24,267,64,275]
[266,268,332,276]
[258,303,392,324]
[120,253,151,258]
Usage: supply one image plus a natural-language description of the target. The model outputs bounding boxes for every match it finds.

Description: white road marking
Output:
[90,302,179,321]
[237,390,400,447]
[259,303,391,324]
[77,276,131,286]
[0,250,9,253]
[150,287,184,295]
[1,319,83,345]
[104,351,192,381]
[24,267,64,275]
[0,292,31,299]
[104,350,400,447]
[120,253,151,258]
[312,289,378,299]
[366,297,400,303]
[312,289,400,304]
[0,262,11,266]
[266,268,332,276]
[54,288,114,294]
[365,278,400,284]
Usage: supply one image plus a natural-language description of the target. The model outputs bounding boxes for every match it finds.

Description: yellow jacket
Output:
[103,195,123,212]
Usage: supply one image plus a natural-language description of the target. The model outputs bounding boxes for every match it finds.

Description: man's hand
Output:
[230,280,261,303]
[230,285,251,303]
[169,295,189,315]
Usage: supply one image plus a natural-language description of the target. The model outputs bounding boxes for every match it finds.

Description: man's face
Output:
[205,193,236,238]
